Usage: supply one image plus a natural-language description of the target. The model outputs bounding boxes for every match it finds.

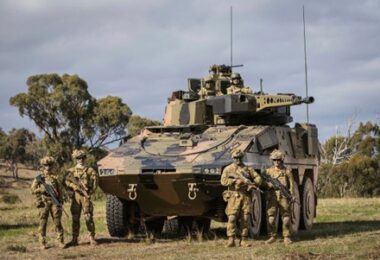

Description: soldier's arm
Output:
[88,168,99,195]
[286,168,295,195]
[243,87,253,95]
[221,168,235,187]
[261,169,274,189]
[65,170,79,191]
[226,87,233,95]
[249,168,262,186]
[31,178,44,195]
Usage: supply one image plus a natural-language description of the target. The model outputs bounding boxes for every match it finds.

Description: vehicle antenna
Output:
[230,6,233,71]
[303,5,310,123]
[260,78,263,93]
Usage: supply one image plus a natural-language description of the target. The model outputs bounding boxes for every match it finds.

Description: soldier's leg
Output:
[239,196,251,247]
[38,203,50,249]
[52,204,65,248]
[83,197,97,245]
[225,196,239,247]
[279,198,292,244]
[68,194,81,246]
[266,194,278,244]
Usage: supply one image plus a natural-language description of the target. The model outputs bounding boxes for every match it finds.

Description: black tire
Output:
[194,217,211,235]
[290,182,300,234]
[145,218,165,238]
[106,194,128,237]
[163,218,180,234]
[249,189,263,238]
[300,177,315,230]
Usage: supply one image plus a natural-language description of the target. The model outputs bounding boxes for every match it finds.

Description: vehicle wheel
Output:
[106,194,128,237]
[249,189,262,237]
[194,217,211,235]
[300,177,315,230]
[290,182,300,234]
[163,218,180,234]
[145,218,165,238]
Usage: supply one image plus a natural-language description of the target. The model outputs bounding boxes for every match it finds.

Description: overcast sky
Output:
[0,0,379,142]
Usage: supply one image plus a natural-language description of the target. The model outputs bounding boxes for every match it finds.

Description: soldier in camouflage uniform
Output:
[227,72,253,95]
[65,149,99,246]
[198,75,222,99]
[264,149,295,245]
[31,156,65,249]
[221,149,262,247]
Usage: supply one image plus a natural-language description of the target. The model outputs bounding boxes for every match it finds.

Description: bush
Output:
[1,193,22,204]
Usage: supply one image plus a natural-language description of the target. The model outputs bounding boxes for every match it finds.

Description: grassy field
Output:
[1,168,380,259]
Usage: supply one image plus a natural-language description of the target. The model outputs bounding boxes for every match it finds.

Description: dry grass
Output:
[1,168,380,259]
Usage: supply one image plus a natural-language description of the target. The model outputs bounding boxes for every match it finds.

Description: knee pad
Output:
[283,216,290,226]
[228,215,237,223]
[268,216,276,225]
[84,213,92,222]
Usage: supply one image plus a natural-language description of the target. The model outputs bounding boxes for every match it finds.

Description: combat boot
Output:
[265,236,276,244]
[284,237,293,245]
[66,237,78,247]
[57,238,66,249]
[39,237,47,250]
[240,237,252,247]
[89,235,98,246]
[226,236,235,247]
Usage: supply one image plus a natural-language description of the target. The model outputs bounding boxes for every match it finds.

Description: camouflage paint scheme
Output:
[98,64,319,232]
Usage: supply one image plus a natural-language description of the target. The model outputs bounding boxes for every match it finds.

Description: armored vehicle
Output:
[98,64,319,238]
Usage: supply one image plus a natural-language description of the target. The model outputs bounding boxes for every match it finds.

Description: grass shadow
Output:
[298,220,380,241]
[0,223,38,230]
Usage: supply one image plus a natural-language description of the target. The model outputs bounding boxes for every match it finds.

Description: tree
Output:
[127,115,162,137]
[318,120,380,198]
[10,74,132,164]
[2,128,35,179]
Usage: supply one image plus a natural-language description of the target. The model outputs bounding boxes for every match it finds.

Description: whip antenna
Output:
[303,5,310,123]
[230,6,233,69]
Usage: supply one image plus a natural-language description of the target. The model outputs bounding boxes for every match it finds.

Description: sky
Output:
[0,0,379,143]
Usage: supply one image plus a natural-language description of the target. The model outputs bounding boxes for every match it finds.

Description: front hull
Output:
[100,173,225,217]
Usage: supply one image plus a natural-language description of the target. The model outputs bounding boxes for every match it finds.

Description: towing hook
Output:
[188,183,199,200]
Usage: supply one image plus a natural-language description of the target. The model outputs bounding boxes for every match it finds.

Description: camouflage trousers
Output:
[267,191,291,238]
[38,200,64,243]
[225,191,251,237]
[70,192,95,238]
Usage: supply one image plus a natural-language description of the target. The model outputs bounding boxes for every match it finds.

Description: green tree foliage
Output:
[318,121,380,197]
[127,115,162,137]
[10,74,132,164]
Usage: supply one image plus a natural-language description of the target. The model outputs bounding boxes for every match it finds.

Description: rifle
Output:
[66,175,90,198]
[228,172,263,193]
[259,171,299,205]
[36,174,69,217]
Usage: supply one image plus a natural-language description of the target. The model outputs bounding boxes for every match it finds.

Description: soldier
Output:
[221,149,262,247]
[226,72,253,95]
[65,149,99,246]
[198,75,222,99]
[264,149,295,245]
[31,156,65,249]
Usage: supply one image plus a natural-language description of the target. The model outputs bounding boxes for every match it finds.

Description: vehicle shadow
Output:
[297,220,380,241]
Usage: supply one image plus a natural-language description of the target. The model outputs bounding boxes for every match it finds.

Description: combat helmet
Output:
[231,149,244,159]
[40,156,55,166]
[72,149,86,159]
[231,72,241,80]
[270,149,285,161]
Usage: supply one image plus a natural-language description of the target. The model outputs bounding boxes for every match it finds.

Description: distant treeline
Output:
[318,121,380,198]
